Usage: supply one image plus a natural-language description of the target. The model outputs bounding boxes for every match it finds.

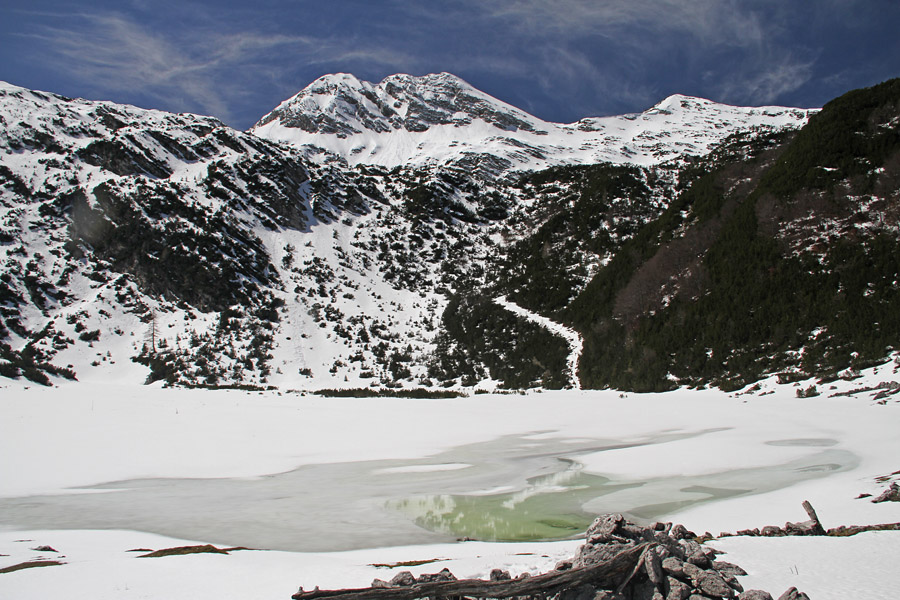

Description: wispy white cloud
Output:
[530,46,658,115]
[715,55,817,106]
[405,0,820,112]
[22,12,314,122]
[20,9,421,124]
[469,0,770,49]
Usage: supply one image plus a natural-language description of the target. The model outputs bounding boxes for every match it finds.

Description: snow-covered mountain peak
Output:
[252,72,816,175]
[648,93,713,113]
[252,71,541,143]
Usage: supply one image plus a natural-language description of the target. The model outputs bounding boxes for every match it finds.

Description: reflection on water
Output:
[0,430,858,552]
[388,466,641,542]
[384,447,858,542]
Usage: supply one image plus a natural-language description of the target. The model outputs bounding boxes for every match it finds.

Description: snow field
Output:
[1,363,899,599]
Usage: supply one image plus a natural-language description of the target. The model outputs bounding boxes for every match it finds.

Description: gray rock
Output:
[671,524,696,540]
[656,545,675,560]
[575,541,633,568]
[389,571,415,587]
[681,561,704,583]
[679,539,702,559]
[695,569,735,598]
[663,556,686,578]
[653,521,673,533]
[712,561,748,578]
[872,481,900,503]
[687,549,712,568]
[721,573,744,593]
[783,519,825,536]
[776,587,811,600]
[760,526,784,537]
[575,514,637,568]
[645,549,666,589]
[489,568,511,581]
[586,514,627,543]
[666,577,692,600]
[738,592,774,600]
[415,568,456,583]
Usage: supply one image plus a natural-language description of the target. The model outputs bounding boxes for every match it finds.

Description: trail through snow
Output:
[494,296,583,389]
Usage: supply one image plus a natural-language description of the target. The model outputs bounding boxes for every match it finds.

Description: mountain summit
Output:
[252,73,814,174]
[253,72,539,136]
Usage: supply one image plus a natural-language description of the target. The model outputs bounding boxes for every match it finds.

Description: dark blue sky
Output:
[2,0,899,130]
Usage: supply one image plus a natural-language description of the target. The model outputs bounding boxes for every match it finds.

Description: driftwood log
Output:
[827,522,900,537]
[292,543,650,600]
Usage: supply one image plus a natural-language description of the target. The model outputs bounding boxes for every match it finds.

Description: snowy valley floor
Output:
[1,364,899,599]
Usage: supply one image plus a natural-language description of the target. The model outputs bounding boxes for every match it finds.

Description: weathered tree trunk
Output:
[291,543,650,600]
[784,501,826,536]
[801,500,822,528]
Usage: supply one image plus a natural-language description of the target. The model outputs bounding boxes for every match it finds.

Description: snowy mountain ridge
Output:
[252,72,814,174]
[4,74,897,393]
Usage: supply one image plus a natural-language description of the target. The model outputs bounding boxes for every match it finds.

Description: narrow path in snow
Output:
[494,296,583,390]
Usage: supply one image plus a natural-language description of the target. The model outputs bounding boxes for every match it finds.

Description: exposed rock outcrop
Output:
[872,481,900,503]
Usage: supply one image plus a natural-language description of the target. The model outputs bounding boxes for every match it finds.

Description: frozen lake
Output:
[1,376,899,600]
[0,426,859,551]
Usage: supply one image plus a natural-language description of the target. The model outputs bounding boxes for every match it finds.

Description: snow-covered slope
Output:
[252,72,814,174]
[8,74,871,393]
[0,81,485,389]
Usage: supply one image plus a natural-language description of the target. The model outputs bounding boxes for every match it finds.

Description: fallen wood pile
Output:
[720,499,900,539]
[293,543,647,600]
[292,513,797,600]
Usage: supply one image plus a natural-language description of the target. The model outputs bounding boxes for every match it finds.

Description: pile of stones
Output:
[368,513,810,600]
[564,513,807,600]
